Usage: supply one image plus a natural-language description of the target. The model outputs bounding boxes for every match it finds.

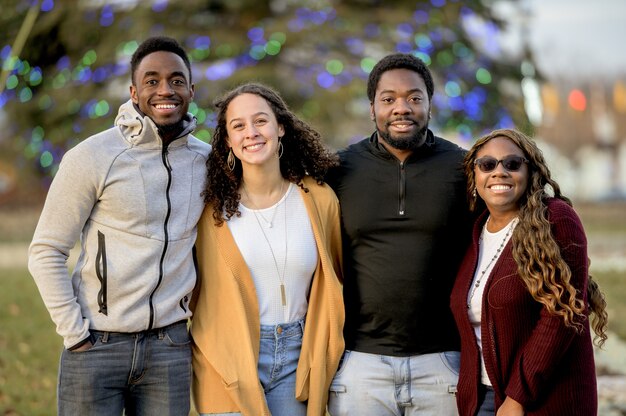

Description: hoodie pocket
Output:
[96,231,108,315]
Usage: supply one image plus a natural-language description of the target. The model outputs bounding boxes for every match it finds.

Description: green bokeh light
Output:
[53,72,68,89]
[195,129,211,142]
[32,126,45,141]
[249,45,266,60]
[29,70,43,86]
[452,42,472,59]
[94,100,109,117]
[270,32,287,44]
[18,60,31,75]
[40,151,54,168]
[19,87,33,102]
[436,50,454,67]
[82,50,97,66]
[326,59,343,75]
[195,109,207,124]
[265,40,281,56]
[476,68,492,84]
[122,41,139,56]
[301,100,320,118]
[444,81,461,97]
[414,52,431,66]
[2,56,18,71]
[6,74,19,90]
[414,34,432,49]
[360,57,377,73]
[191,49,210,61]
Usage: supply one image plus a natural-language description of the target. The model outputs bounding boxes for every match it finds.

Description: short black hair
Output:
[130,36,192,84]
[367,53,434,102]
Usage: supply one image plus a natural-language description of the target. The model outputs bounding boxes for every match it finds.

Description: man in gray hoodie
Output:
[28,36,211,415]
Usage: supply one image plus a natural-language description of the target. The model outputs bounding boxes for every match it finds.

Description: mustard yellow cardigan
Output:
[191,177,345,415]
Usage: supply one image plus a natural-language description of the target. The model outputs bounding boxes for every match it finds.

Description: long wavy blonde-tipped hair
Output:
[464,128,607,347]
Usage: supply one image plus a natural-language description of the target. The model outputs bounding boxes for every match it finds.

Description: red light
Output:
[568,89,586,111]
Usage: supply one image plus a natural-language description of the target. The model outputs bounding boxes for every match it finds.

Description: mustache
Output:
[386,117,417,125]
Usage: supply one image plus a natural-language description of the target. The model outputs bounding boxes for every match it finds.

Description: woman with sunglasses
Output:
[450,128,607,415]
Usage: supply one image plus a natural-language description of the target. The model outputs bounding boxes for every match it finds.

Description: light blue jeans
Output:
[328,350,460,416]
[200,319,306,416]
[58,320,191,416]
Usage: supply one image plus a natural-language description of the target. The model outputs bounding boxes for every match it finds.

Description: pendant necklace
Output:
[244,181,288,306]
[242,180,284,228]
[467,217,518,309]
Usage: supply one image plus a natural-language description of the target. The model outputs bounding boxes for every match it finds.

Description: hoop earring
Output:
[278,141,284,159]
[227,148,236,171]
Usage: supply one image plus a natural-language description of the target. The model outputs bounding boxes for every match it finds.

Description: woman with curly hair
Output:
[450,129,607,416]
[190,83,344,416]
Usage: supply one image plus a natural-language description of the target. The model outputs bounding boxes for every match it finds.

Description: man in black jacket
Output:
[326,53,471,416]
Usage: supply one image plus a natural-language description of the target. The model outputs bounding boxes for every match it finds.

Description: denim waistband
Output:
[91,319,188,341]
[260,318,305,339]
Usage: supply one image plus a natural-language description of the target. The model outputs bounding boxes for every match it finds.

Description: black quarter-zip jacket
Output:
[327,130,472,356]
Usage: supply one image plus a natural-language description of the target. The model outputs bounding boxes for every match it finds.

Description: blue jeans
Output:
[199,319,306,416]
[328,350,460,416]
[259,319,307,416]
[58,320,191,416]
[476,385,495,416]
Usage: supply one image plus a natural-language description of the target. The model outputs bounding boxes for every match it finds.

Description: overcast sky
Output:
[495,0,626,80]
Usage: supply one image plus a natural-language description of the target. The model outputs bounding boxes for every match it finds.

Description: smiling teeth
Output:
[491,185,511,190]
[155,104,176,109]
[246,143,264,150]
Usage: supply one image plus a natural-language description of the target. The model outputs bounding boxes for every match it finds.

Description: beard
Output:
[156,119,186,141]
[377,120,429,151]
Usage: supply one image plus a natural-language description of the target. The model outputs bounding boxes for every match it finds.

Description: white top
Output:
[467,218,518,386]
[229,183,318,325]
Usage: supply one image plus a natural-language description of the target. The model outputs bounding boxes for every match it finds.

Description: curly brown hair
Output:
[203,82,339,225]
[464,128,608,347]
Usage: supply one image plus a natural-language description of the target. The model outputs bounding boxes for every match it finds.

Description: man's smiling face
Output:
[130,50,194,129]
[370,68,431,152]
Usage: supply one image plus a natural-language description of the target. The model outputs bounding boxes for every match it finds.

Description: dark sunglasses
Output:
[474,155,528,173]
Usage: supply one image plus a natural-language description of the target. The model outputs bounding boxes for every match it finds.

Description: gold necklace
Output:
[467,217,518,309]
[244,182,289,306]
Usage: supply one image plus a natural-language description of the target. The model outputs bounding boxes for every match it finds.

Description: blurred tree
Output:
[0,0,530,193]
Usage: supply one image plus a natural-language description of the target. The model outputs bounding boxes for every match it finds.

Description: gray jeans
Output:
[328,350,460,416]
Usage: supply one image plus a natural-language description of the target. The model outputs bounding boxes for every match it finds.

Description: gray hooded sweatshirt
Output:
[28,100,211,349]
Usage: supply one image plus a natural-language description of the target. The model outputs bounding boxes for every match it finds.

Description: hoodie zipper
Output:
[398,160,406,216]
[148,144,173,329]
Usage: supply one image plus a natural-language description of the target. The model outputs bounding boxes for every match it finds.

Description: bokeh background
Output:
[1,0,625,414]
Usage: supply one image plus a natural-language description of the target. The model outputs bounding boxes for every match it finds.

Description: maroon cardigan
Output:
[450,198,597,415]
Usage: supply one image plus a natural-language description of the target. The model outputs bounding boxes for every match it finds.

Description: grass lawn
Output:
[593,268,626,343]
[0,267,203,415]
[0,268,59,415]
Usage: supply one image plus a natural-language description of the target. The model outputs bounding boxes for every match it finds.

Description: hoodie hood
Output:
[114,99,197,148]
